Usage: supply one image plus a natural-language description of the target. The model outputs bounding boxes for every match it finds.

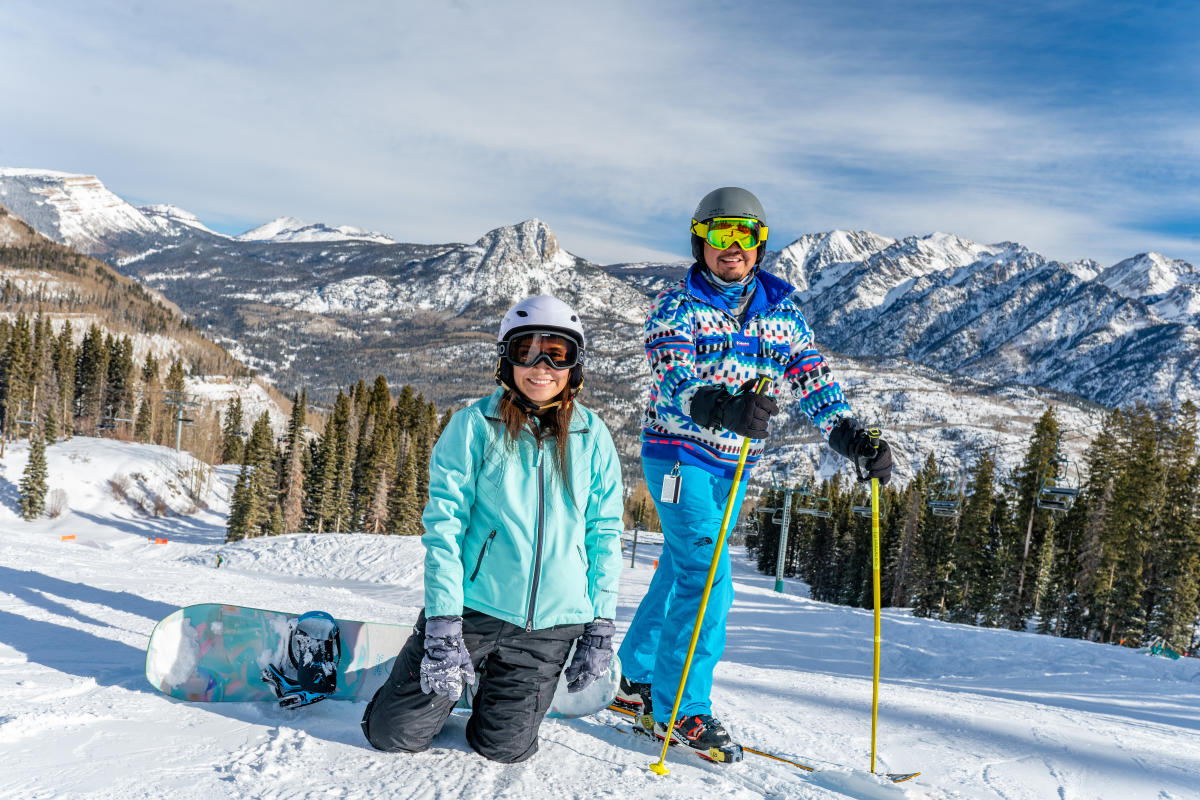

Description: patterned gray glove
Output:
[564,618,615,693]
[419,615,476,698]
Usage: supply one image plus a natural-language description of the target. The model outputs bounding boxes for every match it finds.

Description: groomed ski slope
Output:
[1,438,1198,800]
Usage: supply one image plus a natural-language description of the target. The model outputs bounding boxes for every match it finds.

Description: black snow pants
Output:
[361,608,583,763]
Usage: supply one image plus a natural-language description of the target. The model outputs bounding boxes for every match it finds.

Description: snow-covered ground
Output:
[1,438,1197,799]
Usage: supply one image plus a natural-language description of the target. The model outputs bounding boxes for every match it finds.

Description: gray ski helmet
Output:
[691,186,768,265]
[495,295,586,406]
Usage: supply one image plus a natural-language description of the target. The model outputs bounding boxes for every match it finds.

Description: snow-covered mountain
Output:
[1099,252,1200,325]
[0,169,395,255]
[139,204,224,236]
[236,215,396,244]
[2,166,1197,473]
[0,168,159,254]
[775,231,1200,408]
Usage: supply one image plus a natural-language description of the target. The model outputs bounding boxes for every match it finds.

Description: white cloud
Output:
[0,1,1196,266]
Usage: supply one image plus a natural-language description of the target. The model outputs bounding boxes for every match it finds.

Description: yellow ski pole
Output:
[649,376,771,776]
[869,474,882,774]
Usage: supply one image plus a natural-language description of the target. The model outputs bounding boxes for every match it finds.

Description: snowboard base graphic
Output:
[144,603,618,718]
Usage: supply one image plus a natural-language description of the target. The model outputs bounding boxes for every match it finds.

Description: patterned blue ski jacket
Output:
[641,263,853,474]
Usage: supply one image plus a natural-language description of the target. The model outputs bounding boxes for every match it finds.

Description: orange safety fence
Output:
[60,534,76,541]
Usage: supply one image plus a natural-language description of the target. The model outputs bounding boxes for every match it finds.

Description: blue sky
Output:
[1,0,1197,266]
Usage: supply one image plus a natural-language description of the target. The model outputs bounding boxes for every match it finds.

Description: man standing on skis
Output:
[615,187,894,760]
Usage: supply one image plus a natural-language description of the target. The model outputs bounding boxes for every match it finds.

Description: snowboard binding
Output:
[261,611,342,709]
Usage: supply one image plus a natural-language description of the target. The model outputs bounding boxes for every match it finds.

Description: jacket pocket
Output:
[469,530,497,582]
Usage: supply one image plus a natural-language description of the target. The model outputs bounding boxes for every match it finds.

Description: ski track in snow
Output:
[1,438,1199,799]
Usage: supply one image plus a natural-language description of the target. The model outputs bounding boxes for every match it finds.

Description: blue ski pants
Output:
[617,456,748,721]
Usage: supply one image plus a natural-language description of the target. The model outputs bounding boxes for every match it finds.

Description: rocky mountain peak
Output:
[1100,252,1198,299]
[471,218,562,266]
[0,168,157,253]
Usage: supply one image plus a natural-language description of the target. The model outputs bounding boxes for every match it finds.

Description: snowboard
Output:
[144,603,619,718]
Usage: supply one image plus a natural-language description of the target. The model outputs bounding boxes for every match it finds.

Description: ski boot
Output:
[654,714,743,764]
[614,675,654,733]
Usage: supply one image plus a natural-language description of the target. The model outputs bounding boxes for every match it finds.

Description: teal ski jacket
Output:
[422,387,624,630]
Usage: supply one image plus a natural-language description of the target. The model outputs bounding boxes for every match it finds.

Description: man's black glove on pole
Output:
[690,379,779,438]
[829,418,893,485]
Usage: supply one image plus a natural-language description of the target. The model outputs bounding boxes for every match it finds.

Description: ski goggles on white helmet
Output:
[501,331,581,370]
[690,216,768,251]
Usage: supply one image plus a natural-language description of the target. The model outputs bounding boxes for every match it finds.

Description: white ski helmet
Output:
[494,295,586,410]
[497,294,586,346]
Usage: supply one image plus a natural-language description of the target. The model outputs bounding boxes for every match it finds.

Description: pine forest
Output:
[748,406,1200,658]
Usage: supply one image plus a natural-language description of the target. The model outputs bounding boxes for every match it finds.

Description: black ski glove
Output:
[564,618,615,693]
[420,615,476,698]
[828,418,894,485]
[690,379,779,438]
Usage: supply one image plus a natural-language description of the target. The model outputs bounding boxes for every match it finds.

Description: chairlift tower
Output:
[761,470,834,593]
[164,391,201,452]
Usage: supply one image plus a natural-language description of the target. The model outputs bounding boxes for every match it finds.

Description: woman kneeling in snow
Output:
[361,295,624,763]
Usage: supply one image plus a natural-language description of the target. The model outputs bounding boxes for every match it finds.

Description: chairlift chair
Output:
[794,478,833,518]
[927,473,964,518]
[851,486,886,519]
[1036,455,1080,513]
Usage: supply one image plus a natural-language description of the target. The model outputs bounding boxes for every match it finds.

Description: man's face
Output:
[703,240,757,282]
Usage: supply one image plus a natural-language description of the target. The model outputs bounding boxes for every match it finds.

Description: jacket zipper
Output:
[468,529,496,582]
[525,435,545,631]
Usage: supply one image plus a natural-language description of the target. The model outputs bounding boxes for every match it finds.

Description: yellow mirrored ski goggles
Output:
[690,217,768,251]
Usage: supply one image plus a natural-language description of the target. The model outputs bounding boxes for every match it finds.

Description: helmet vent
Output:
[516,310,528,317]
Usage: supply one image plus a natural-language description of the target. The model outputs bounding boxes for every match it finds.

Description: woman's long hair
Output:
[497,385,574,485]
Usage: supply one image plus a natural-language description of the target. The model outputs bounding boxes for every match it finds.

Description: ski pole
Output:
[649,376,771,776]
[869,474,882,774]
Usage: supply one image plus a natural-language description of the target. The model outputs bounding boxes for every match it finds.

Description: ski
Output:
[606,704,920,784]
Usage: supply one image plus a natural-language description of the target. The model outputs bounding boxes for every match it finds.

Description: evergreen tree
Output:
[911,454,959,618]
[226,464,256,542]
[308,402,342,533]
[53,321,74,439]
[103,335,136,428]
[225,411,277,540]
[945,449,998,624]
[43,400,59,444]
[413,398,438,508]
[135,398,153,443]
[19,431,48,520]
[1146,402,1200,651]
[332,392,358,532]
[2,313,33,439]
[280,391,307,533]
[74,323,109,433]
[1036,489,1088,636]
[221,395,244,463]
[997,408,1061,630]
[136,352,160,444]
[1103,404,1164,645]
